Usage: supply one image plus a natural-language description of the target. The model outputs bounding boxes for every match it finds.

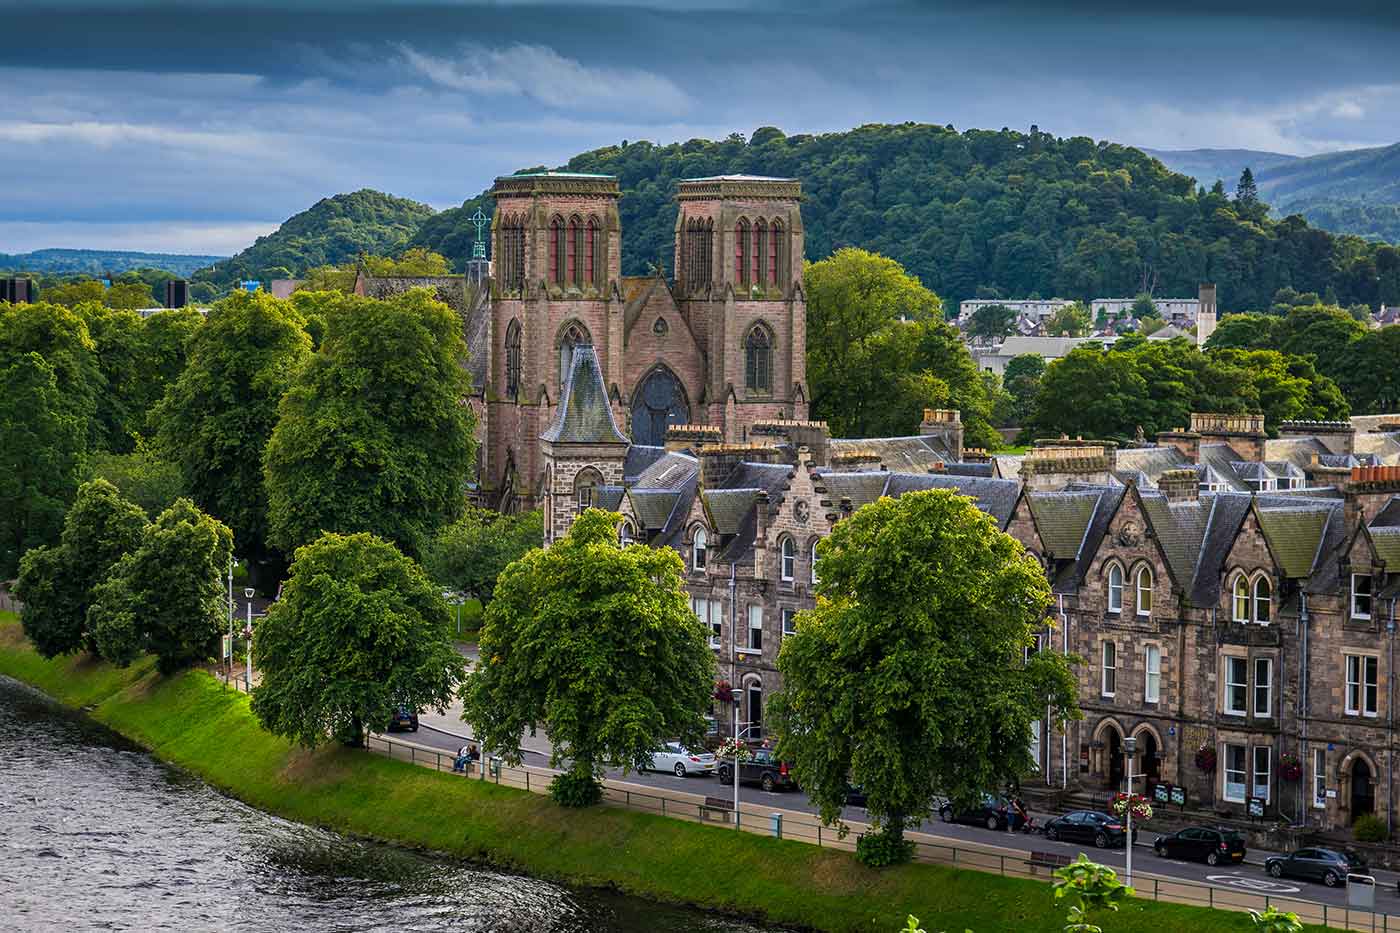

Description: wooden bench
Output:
[701,796,734,823]
[1028,851,1073,870]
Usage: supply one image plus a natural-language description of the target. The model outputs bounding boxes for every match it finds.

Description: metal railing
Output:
[366,733,1397,931]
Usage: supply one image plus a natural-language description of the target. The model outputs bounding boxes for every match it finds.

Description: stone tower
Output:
[487,171,624,511]
[1196,282,1217,348]
[672,175,809,441]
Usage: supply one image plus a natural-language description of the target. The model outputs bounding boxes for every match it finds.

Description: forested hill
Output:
[0,248,223,277]
[412,124,1400,313]
[192,189,435,291]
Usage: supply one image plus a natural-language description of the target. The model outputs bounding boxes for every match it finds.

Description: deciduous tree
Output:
[966,303,1016,342]
[770,490,1079,865]
[462,509,715,806]
[251,531,466,748]
[424,506,543,606]
[1045,301,1092,337]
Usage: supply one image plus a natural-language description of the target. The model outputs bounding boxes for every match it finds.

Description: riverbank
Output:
[0,615,1317,933]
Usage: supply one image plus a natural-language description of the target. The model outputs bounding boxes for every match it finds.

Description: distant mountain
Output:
[0,248,224,277]
[191,189,436,289]
[1149,144,1400,241]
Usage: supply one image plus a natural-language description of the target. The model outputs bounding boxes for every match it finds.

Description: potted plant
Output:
[1279,753,1303,782]
[715,737,752,762]
[1195,744,1217,774]
[1111,792,1153,821]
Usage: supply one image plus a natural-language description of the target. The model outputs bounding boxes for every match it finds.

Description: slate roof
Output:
[882,474,1022,527]
[829,435,953,472]
[819,471,890,510]
[633,450,698,489]
[1140,493,1211,587]
[1372,497,1400,528]
[943,462,995,478]
[1028,491,1102,560]
[1188,493,1254,607]
[628,489,682,530]
[1257,506,1332,579]
[1370,528,1400,568]
[540,345,629,445]
[703,489,760,535]
[1114,446,1191,485]
[623,445,669,483]
[594,485,625,512]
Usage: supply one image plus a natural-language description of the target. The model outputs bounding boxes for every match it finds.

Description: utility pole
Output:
[244,588,255,691]
[1124,735,1137,889]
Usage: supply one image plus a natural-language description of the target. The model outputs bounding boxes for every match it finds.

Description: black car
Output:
[1042,810,1137,849]
[844,783,868,808]
[1153,826,1247,866]
[1265,847,1368,887]
[717,748,798,792]
[387,707,419,732]
[939,794,1011,831]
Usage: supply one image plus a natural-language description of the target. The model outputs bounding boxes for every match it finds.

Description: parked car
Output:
[644,742,716,777]
[1265,847,1368,887]
[387,707,419,732]
[844,783,868,808]
[1152,826,1247,865]
[717,747,798,792]
[1042,810,1137,849]
[939,794,1011,831]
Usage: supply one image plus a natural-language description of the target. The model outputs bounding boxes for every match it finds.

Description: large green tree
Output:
[87,439,186,519]
[424,506,544,606]
[770,489,1078,865]
[251,531,466,748]
[153,290,311,582]
[1,300,104,450]
[88,498,232,673]
[263,289,476,560]
[1045,301,1093,337]
[966,303,1017,342]
[462,509,715,806]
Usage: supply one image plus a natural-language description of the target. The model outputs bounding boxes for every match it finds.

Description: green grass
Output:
[0,615,1322,933]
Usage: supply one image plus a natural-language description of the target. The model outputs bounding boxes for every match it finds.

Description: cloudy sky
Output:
[3,0,1398,255]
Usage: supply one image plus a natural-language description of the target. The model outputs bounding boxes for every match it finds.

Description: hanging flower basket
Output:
[716,737,752,762]
[1111,792,1153,821]
[1279,753,1303,782]
[713,680,735,703]
[1194,744,1217,774]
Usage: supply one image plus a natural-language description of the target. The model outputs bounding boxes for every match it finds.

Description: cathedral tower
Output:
[487,171,623,511]
[673,176,808,441]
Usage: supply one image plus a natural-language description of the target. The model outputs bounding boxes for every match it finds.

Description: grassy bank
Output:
[0,614,1317,933]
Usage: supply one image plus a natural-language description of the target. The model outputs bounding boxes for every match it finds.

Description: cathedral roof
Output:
[540,345,628,445]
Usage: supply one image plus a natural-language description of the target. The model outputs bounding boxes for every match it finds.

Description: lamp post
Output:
[1123,735,1137,889]
[443,590,462,635]
[244,587,255,691]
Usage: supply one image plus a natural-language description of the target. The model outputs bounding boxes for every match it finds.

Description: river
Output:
[0,676,782,932]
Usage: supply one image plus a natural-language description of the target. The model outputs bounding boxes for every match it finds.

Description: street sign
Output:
[1154,783,1170,803]
[1248,797,1264,818]
[1170,786,1186,806]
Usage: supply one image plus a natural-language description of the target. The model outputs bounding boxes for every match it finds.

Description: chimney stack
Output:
[1279,420,1355,457]
[1190,411,1266,462]
[919,408,964,462]
[1158,468,1199,503]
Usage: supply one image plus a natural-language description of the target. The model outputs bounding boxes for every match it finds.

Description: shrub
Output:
[856,827,915,867]
[549,770,603,808]
[1354,813,1388,843]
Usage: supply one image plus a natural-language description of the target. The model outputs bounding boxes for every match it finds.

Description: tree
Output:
[1003,353,1045,424]
[1131,293,1159,320]
[40,279,105,308]
[250,532,466,748]
[1,301,104,451]
[1052,854,1132,933]
[1045,302,1092,337]
[462,509,715,806]
[50,479,148,654]
[1348,326,1400,414]
[104,282,154,310]
[263,289,477,560]
[966,303,1016,342]
[88,498,232,673]
[424,506,544,606]
[87,439,186,518]
[153,290,312,583]
[770,490,1078,865]
[364,248,452,277]
[13,546,83,659]
[1205,313,1279,351]
[1236,167,1259,206]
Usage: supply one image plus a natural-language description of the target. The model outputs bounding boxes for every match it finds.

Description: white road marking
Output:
[1206,873,1301,894]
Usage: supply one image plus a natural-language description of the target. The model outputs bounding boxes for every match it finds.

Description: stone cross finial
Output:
[469,209,488,260]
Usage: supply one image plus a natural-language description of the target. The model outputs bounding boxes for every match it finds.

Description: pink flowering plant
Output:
[716,737,752,761]
[1110,792,1153,821]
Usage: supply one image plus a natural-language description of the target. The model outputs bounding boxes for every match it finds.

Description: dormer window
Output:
[1135,567,1153,616]
[1107,564,1123,614]
[693,528,708,572]
[1352,573,1373,620]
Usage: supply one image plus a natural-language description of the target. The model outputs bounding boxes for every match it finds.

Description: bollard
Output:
[770,812,782,839]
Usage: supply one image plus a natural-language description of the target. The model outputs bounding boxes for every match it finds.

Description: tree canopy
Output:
[966,303,1016,342]
[770,489,1078,864]
[424,506,544,606]
[263,288,476,560]
[251,531,466,748]
[1045,302,1092,337]
[462,509,715,804]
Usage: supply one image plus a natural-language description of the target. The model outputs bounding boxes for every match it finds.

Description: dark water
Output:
[0,676,778,932]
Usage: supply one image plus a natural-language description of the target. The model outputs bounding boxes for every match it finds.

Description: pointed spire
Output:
[540,345,629,445]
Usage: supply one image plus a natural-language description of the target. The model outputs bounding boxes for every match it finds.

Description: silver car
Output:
[645,741,717,777]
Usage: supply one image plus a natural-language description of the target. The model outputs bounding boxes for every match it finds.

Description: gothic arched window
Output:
[780,536,795,581]
[574,467,602,514]
[567,215,582,286]
[769,219,783,286]
[559,322,590,387]
[1232,574,1250,623]
[504,319,522,400]
[745,325,772,393]
[498,214,526,290]
[549,216,564,285]
[755,219,768,289]
[735,219,750,287]
[586,216,599,287]
[1253,576,1272,625]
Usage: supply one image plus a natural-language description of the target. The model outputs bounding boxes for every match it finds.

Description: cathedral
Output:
[478,171,809,524]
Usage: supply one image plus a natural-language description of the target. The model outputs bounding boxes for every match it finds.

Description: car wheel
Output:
[1154,844,1167,858]
[1206,851,1220,866]
[1094,832,1108,849]
[719,768,732,786]
[1323,870,1340,888]
[985,814,1001,831]
[410,724,418,732]
[761,774,775,793]
[1268,862,1283,878]
[1045,826,1059,841]
[939,806,954,823]
[673,762,687,778]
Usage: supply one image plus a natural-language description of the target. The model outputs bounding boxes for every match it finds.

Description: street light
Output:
[1123,735,1137,889]
[443,590,463,635]
[244,587,255,692]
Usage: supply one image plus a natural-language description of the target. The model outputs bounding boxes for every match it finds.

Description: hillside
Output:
[0,248,223,277]
[191,189,436,290]
[412,124,1400,313]
[1151,143,1400,241]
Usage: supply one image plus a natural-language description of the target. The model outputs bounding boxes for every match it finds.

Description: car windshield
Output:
[1221,831,1244,842]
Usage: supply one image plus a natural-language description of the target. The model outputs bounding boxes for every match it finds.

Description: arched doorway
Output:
[1351,757,1375,824]
[1136,729,1161,789]
[745,680,763,741]
[630,366,690,447]
[1106,728,1123,789]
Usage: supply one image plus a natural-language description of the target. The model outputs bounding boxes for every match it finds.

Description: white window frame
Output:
[1135,566,1153,617]
[619,521,634,546]
[745,604,763,653]
[1252,745,1271,803]
[693,597,722,649]
[1313,748,1327,809]
[1029,720,1042,772]
[810,541,819,585]
[692,528,707,572]
[781,608,797,639]
[1345,654,1379,717]
[1224,656,1248,716]
[1144,644,1161,704]
[780,537,795,582]
[1232,575,1250,623]
[1107,564,1123,614]
[1101,641,1116,698]
[1253,577,1271,625]
[1223,743,1247,803]
[1352,573,1373,620]
[1253,657,1272,718]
